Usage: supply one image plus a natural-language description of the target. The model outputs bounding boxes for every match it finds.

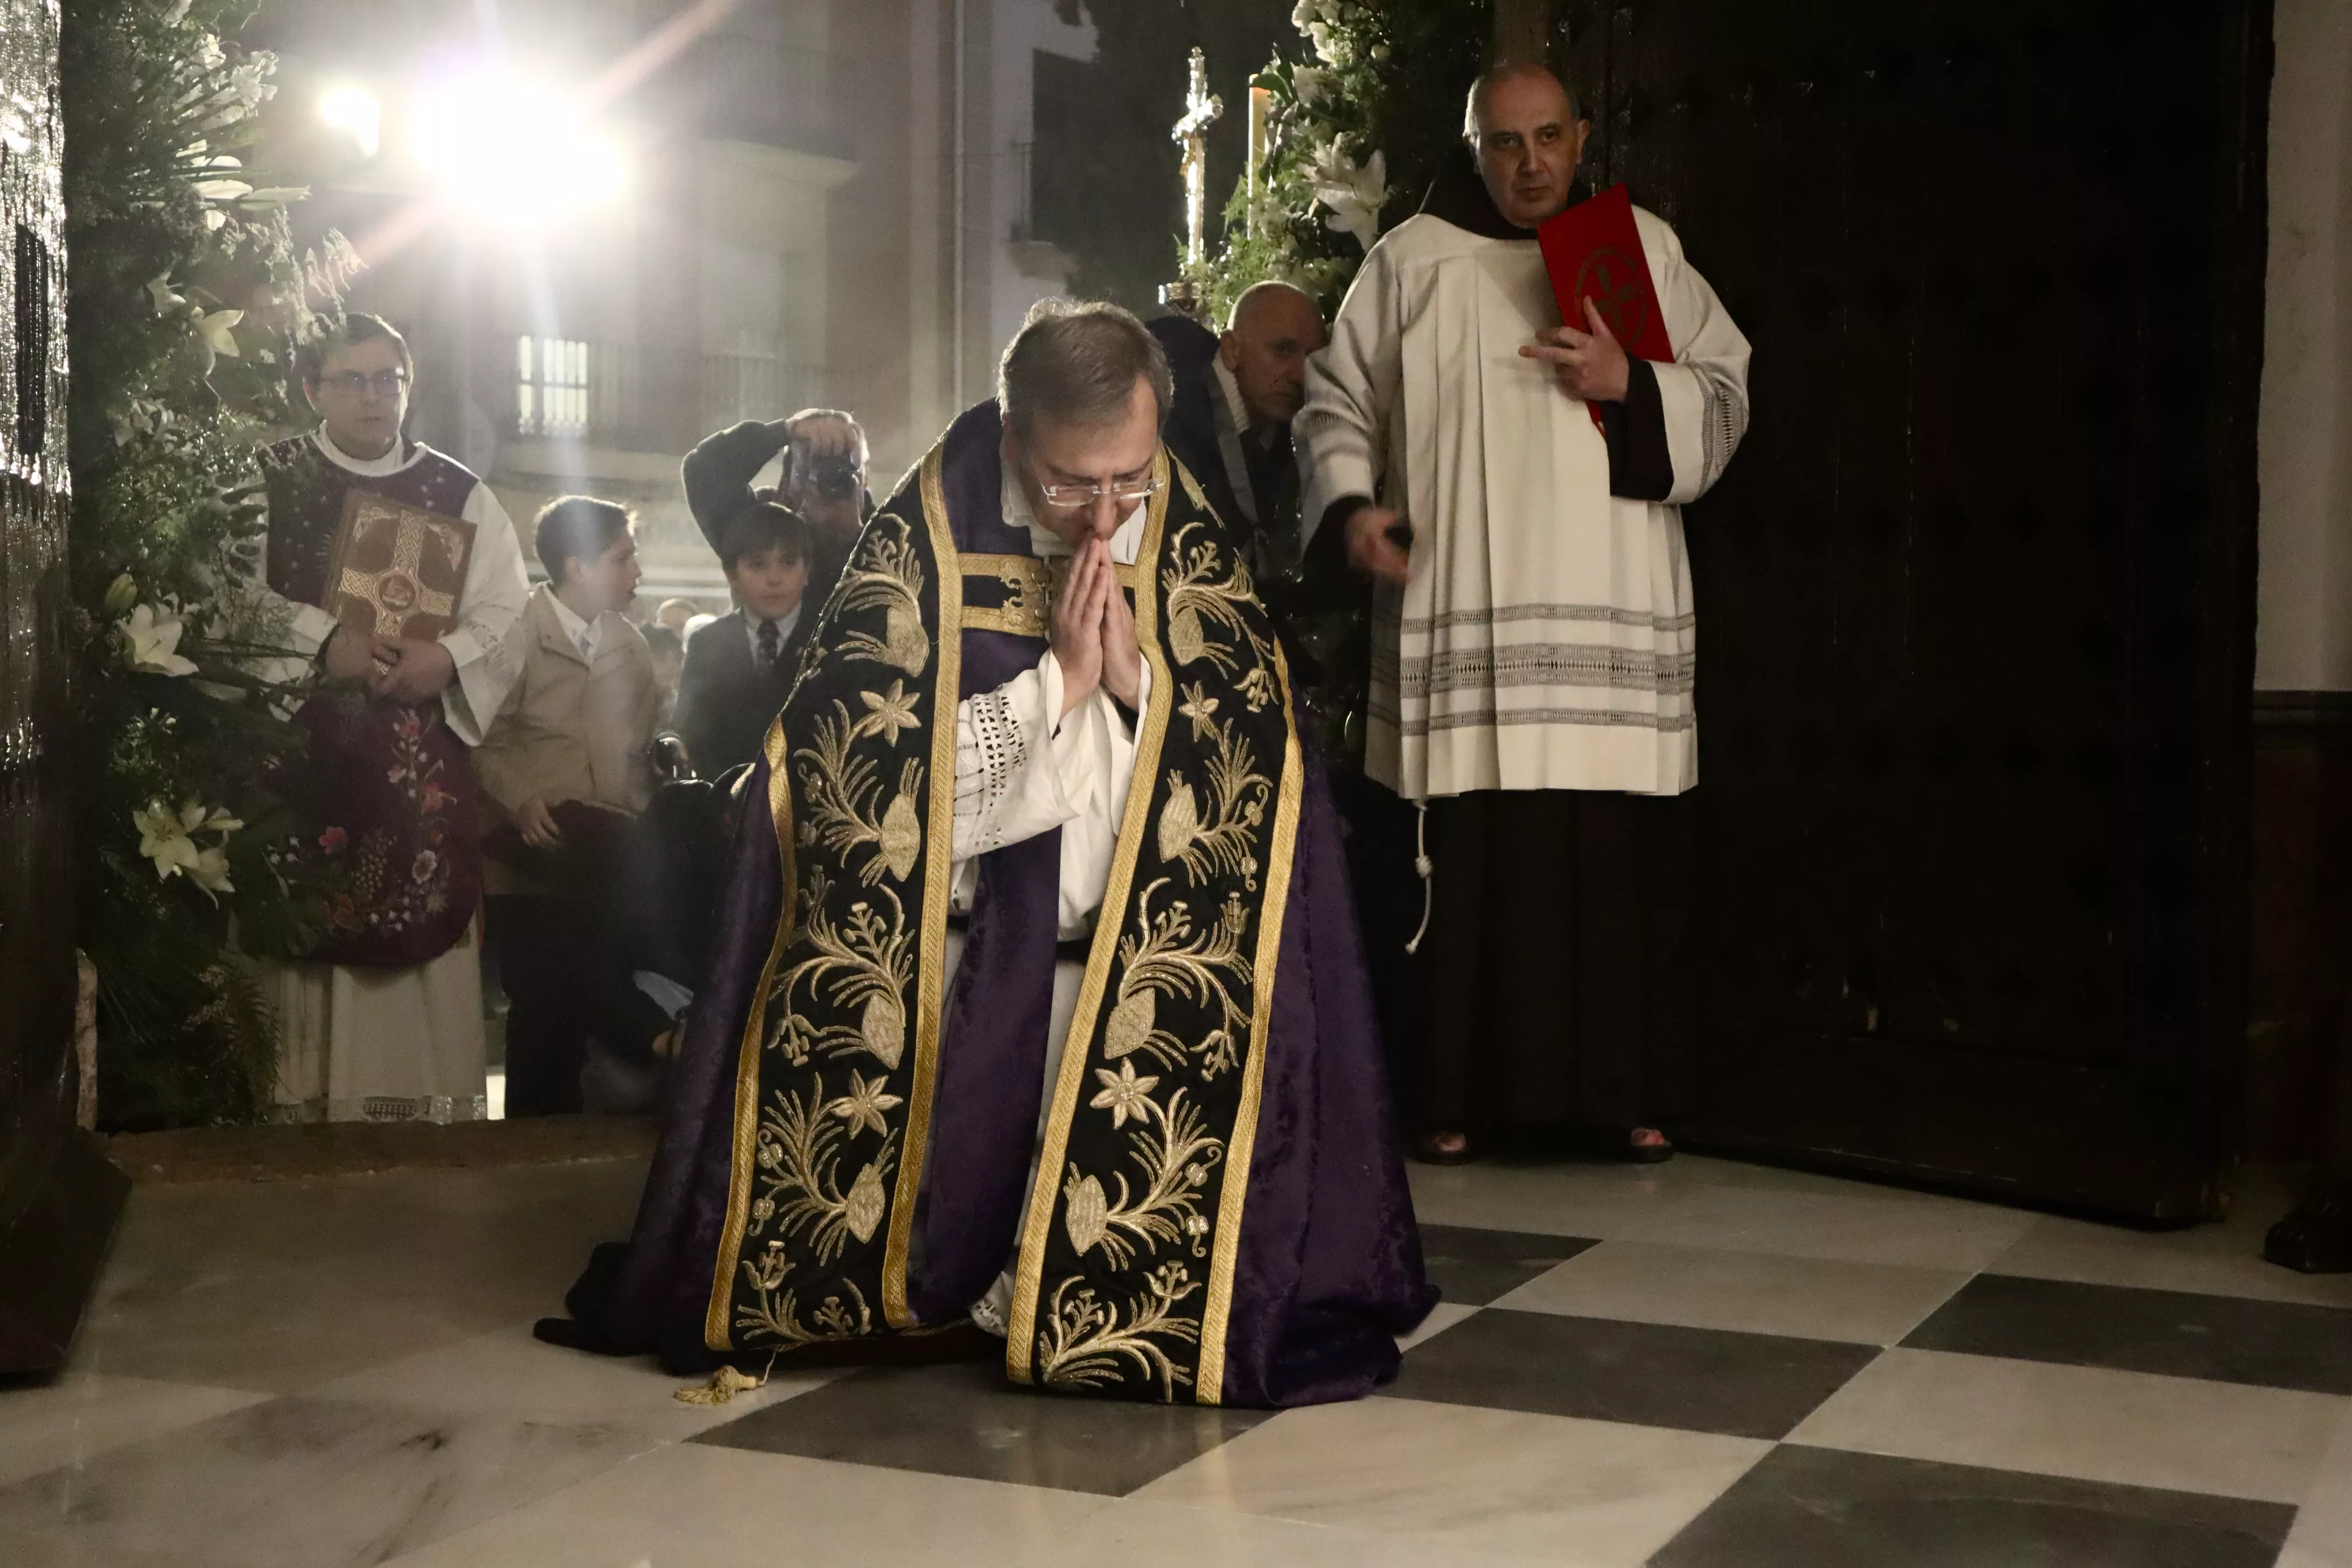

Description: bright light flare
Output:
[319,86,381,159]
[407,72,629,219]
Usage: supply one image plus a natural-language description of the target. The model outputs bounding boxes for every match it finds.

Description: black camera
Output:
[790,440,862,504]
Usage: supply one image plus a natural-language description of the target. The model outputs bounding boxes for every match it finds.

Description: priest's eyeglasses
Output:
[318,370,411,397]
[1034,472,1164,509]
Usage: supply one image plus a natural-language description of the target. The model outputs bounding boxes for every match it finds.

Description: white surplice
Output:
[247,427,531,1123]
[948,460,1154,1332]
[1298,204,1751,801]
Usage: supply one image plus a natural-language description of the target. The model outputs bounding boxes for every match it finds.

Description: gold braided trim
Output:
[703,714,804,1351]
[961,554,1146,640]
[883,446,965,1327]
[1004,446,1174,1384]
[1192,642,1302,1405]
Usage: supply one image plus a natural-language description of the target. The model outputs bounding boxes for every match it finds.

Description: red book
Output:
[1537,185,1673,429]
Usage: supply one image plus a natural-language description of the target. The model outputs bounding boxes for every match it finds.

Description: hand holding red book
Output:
[1530,183,1674,428]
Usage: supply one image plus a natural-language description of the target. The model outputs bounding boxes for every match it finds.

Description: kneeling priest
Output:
[541,299,1435,1407]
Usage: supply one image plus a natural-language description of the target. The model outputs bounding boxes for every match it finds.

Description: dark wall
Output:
[1,0,122,1375]
[1564,0,2272,1216]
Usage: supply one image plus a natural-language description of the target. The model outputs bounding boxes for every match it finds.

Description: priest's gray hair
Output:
[1463,62,1582,141]
[998,298,1173,442]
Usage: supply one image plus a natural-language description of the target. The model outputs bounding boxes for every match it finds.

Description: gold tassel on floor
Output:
[674,1355,777,1406]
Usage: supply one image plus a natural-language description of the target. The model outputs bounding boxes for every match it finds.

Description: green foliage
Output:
[1201,0,1494,320]
[61,0,355,1129]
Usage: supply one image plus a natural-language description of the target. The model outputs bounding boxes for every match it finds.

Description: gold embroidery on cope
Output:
[1007,463,1301,1405]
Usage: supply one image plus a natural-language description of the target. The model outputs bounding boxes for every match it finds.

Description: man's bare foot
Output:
[1412,1129,1481,1165]
[1625,1126,1674,1163]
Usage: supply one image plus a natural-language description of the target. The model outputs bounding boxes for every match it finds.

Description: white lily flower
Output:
[133,802,202,880]
[122,602,198,677]
[1292,65,1334,106]
[188,846,235,899]
[195,308,244,358]
[1309,142,1387,252]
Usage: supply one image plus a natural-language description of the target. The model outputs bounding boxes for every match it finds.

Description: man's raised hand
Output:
[1051,537,1107,718]
[1520,296,1631,404]
[1099,548,1142,708]
[1345,504,1411,586]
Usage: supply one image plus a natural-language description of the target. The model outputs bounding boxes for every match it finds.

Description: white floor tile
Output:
[306,1320,842,1438]
[1991,1170,2352,1309]
[2276,1404,2352,1568]
[0,1374,267,1488]
[1024,1497,1565,1567]
[381,1440,1114,1567]
[1138,1394,1769,1567]
[1788,1347,2351,1505]
[0,1393,655,1568]
[1497,1240,1971,1345]
[1396,1301,1479,1353]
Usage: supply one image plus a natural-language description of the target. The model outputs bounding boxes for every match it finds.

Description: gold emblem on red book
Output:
[1572,246,1652,346]
[324,491,475,642]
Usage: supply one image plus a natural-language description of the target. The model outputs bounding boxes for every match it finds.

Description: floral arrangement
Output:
[1200,0,1497,322]
[62,0,358,1127]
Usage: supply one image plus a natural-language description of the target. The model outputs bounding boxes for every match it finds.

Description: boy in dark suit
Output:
[672,502,814,778]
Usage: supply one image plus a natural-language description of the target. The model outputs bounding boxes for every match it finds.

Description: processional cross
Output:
[1159,47,1223,317]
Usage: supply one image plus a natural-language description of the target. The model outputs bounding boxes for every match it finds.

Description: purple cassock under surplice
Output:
[543,403,1435,1407]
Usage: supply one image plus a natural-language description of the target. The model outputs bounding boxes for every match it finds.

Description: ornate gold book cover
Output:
[322,490,475,642]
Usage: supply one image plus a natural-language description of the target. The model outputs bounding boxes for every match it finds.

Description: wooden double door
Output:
[1553,0,2271,1217]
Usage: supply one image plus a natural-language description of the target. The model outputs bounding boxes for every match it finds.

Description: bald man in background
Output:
[1150,281,1328,572]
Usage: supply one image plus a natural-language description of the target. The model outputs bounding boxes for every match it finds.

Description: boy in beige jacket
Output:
[475,496,658,1115]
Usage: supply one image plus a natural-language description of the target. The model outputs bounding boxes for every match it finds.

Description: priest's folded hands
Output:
[1047,534,1141,718]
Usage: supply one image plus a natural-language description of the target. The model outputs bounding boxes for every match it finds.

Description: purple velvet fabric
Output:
[1219,747,1438,1404]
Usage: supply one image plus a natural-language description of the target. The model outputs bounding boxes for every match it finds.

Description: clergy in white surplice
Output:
[243,315,529,1123]
[1296,63,1751,1163]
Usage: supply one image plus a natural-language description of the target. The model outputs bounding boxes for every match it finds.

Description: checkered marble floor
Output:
[4,1151,2350,1566]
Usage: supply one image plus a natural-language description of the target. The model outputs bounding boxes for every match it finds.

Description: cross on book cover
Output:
[324,490,475,643]
[1537,182,1675,362]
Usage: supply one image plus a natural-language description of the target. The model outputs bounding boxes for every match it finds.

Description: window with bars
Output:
[516,336,589,435]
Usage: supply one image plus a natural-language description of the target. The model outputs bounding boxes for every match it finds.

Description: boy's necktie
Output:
[756,618,780,672]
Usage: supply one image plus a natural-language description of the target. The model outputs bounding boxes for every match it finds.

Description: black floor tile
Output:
[692,1360,1269,1495]
[1387,1306,1879,1440]
[1904,1272,2352,1394]
[1417,1224,1601,1308]
[1653,1443,2297,1568]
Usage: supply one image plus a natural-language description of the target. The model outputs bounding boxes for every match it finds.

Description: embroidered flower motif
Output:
[858,989,907,1070]
[410,849,439,884]
[750,1197,775,1226]
[318,825,348,852]
[120,602,198,677]
[1157,778,1201,863]
[1177,684,1220,741]
[878,790,920,881]
[1064,1171,1108,1255]
[843,1161,887,1243]
[1090,1060,1159,1129]
[1106,988,1157,1061]
[419,781,450,814]
[860,680,922,744]
[830,1070,904,1139]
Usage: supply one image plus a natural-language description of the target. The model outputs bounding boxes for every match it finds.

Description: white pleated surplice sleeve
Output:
[437,481,530,746]
[1635,207,1753,507]
[1295,232,1406,557]
[949,649,1154,939]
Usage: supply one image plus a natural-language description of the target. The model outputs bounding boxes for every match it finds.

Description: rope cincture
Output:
[1404,801,1433,955]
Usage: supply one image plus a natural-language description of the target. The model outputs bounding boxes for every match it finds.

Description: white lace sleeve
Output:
[950,655,1080,863]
